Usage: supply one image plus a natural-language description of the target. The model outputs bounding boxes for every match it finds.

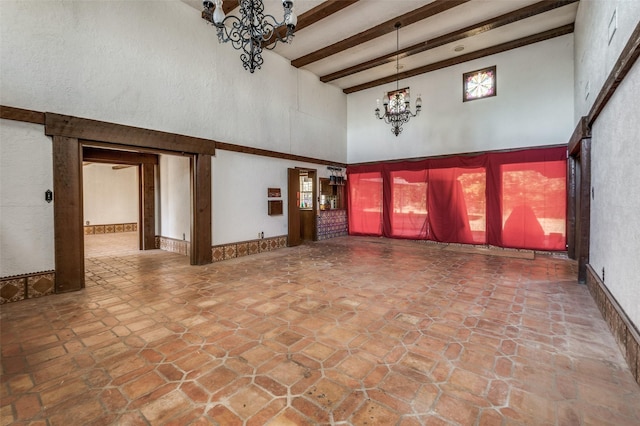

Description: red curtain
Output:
[388,169,428,238]
[347,146,567,251]
[428,167,486,244]
[347,171,383,235]
[500,161,566,250]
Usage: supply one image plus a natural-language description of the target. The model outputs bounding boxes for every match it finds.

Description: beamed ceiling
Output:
[184,0,579,93]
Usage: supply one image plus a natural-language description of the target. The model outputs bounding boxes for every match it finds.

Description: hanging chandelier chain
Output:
[374,22,422,137]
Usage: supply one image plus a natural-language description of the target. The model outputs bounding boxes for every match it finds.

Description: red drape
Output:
[347,171,383,235]
[388,169,428,238]
[347,146,567,251]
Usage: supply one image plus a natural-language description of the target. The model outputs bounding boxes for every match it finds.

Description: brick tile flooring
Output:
[1,234,640,425]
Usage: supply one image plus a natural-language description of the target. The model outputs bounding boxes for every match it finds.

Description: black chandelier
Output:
[203,0,297,73]
[375,22,422,137]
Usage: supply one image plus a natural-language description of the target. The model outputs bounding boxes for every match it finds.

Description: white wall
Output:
[574,0,640,328]
[589,62,640,329]
[212,150,336,245]
[574,0,640,120]
[347,35,575,163]
[0,0,346,162]
[0,120,54,277]
[158,155,191,241]
[0,0,347,261]
[83,163,138,225]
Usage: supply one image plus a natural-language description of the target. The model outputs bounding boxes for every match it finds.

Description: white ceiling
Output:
[184,0,579,93]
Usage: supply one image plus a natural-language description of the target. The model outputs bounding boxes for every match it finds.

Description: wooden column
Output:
[52,136,85,292]
[288,168,301,247]
[578,139,591,283]
[566,156,577,259]
[140,163,156,250]
[191,153,212,265]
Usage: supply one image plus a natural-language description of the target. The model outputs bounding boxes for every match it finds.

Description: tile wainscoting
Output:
[211,236,288,262]
[155,235,289,262]
[586,264,640,385]
[84,222,137,235]
[155,236,191,256]
[317,209,348,241]
[0,271,55,304]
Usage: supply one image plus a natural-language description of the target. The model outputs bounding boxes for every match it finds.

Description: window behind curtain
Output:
[428,167,486,244]
[348,172,383,235]
[390,170,428,238]
[347,147,566,251]
[501,161,566,250]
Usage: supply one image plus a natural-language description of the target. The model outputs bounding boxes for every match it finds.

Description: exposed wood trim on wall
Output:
[577,139,591,283]
[140,163,156,250]
[348,143,567,167]
[52,136,85,293]
[83,147,158,165]
[2,104,345,171]
[321,0,577,83]
[45,113,216,156]
[566,156,577,259]
[568,116,591,156]
[586,264,640,385]
[344,24,574,94]
[215,141,346,167]
[0,105,45,125]
[292,0,469,68]
[588,20,640,127]
[192,154,213,265]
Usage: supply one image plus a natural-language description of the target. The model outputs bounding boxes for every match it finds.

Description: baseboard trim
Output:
[586,264,640,385]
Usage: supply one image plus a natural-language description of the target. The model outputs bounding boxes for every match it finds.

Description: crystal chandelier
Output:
[375,23,422,137]
[203,0,297,73]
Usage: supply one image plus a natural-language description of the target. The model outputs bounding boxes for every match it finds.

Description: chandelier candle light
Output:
[375,22,422,137]
[203,0,297,73]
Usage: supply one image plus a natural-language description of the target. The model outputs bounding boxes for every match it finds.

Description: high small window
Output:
[463,66,496,102]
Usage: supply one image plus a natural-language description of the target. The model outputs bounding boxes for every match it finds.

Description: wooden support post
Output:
[52,136,85,292]
[578,139,591,283]
[140,163,156,250]
[191,153,212,265]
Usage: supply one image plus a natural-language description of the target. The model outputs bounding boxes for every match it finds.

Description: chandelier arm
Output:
[204,0,295,72]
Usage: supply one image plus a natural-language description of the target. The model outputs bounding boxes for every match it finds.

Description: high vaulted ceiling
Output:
[185,0,579,94]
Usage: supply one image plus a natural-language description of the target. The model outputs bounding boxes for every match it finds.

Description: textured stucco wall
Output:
[347,35,575,163]
[0,120,54,277]
[574,0,640,121]
[0,0,347,266]
[589,62,640,328]
[83,163,138,226]
[211,149,338,246]
[0,1,347,162]
[158,155,191,242]
[574,0,640,328]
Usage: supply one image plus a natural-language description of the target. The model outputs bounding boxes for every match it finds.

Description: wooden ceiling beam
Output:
[291,0,470,68]
[266,0,360,47]
[343,23,574,94]
[322,0,578,83]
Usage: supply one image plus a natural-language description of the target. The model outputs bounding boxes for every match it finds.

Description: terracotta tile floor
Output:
[2,234,639,425]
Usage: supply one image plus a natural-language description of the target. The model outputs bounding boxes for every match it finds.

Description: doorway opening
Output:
[83,161,140,259]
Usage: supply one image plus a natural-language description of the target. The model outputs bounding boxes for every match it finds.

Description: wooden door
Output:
[288,168,301,247]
